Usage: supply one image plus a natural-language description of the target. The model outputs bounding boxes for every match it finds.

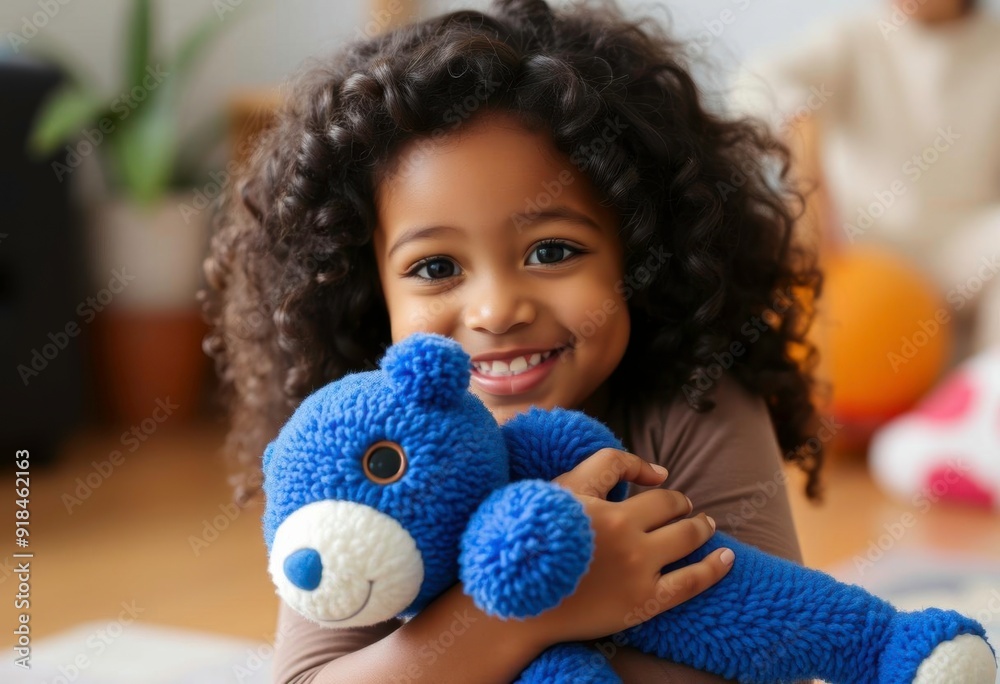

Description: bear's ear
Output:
[380,333,471,408]
[263,442,276,472]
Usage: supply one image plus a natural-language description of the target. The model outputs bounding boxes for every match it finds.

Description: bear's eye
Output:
[362,441,407,484]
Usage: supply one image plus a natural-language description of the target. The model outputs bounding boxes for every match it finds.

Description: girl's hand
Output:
[529,448,734,645]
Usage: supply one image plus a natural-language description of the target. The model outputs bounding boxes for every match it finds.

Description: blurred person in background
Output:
[734,0,1000,356]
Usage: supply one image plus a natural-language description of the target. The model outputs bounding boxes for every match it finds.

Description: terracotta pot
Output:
[93,309,209,425]
[87,192,212,424]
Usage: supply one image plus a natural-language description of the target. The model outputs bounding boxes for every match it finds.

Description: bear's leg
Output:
[880,609,996,684]
[619,533,994,683]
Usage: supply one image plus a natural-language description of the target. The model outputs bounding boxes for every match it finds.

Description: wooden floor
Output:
[2,421,999,648]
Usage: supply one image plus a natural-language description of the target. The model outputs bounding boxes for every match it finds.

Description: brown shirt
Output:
[271,374,803,683]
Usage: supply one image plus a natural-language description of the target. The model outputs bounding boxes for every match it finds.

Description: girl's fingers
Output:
[646,548,735,616]
[620,488,693,531]
[554,448,668,498]
[646,514,718,567]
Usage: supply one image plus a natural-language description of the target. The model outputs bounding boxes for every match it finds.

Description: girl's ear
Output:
[380,333,471,408]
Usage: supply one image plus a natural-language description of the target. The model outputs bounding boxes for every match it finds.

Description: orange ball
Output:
[813,246,953,448]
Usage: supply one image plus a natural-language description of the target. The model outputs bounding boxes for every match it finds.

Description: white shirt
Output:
[730,9,1000,289]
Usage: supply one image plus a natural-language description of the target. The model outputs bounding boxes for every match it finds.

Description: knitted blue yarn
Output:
[262,334,508,614]
[460,479,594,618]
[380,332,469,408]
[617,532,991,684]
[879,609,992,683]
[503,407,629,501]
[514,644,621,684]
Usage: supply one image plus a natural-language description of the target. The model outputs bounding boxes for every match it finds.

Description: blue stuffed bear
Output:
[263,333,997,683]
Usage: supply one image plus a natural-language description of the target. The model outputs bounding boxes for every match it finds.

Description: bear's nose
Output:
[284,548,323,590]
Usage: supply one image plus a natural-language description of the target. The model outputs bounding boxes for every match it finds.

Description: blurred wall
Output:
[3,0,999,141]
[0,0,366,144]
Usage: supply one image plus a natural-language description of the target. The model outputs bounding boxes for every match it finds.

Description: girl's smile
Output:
[469,343,572,396]
[372,109,630,424]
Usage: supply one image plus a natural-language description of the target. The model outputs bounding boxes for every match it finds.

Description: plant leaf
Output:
[126,0,152,91]
[27,86,107,158]
[170,3,253,87]
[172,16,224,82]
[109,82,176,206]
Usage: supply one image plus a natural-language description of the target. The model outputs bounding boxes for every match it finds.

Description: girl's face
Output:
[891,0,970,23]
[373,110,630,424]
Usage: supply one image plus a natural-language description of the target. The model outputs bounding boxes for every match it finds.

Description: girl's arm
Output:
[270,452,733,684]
[270,586,547,684]
[598,372,807,682]
[270,605,400,683]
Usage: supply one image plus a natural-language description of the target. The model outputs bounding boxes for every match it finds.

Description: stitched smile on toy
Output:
[320,580,374,624]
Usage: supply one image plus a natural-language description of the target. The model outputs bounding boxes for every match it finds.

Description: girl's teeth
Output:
[476,349,559,376]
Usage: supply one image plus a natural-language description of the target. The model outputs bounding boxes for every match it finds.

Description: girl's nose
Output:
[463,279,537,335]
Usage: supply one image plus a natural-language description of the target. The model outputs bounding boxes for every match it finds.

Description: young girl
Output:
[202,0,824,681]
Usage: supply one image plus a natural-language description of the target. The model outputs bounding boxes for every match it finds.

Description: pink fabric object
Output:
[913,373,976,423]
[924,465,995,508]
[870,348,1000,511]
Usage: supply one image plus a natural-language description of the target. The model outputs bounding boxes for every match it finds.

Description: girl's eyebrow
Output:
[511,206,604,233]
[388,225,463,259]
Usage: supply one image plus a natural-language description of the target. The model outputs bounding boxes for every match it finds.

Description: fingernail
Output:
[720,548,735,565]
[685,496,693,512]
[650,463,668,477]
[706,515,716,531]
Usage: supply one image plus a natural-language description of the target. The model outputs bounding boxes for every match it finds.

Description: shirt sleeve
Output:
[613,372,805,682]
[270,601,402,684]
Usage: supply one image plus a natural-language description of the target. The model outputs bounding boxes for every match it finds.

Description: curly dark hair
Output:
[202,0,825,505]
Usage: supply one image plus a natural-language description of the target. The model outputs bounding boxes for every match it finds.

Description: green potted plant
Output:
[27,0,241,424]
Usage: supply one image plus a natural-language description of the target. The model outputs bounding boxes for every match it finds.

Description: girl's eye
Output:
[527,241,581,266]
[408,257,460,281]
[405,241,582,281]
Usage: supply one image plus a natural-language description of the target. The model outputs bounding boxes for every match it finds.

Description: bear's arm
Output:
[500,406,625,487]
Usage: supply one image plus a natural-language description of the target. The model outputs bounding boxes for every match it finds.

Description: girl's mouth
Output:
[470,345,570,396]
[471,345,568,376]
